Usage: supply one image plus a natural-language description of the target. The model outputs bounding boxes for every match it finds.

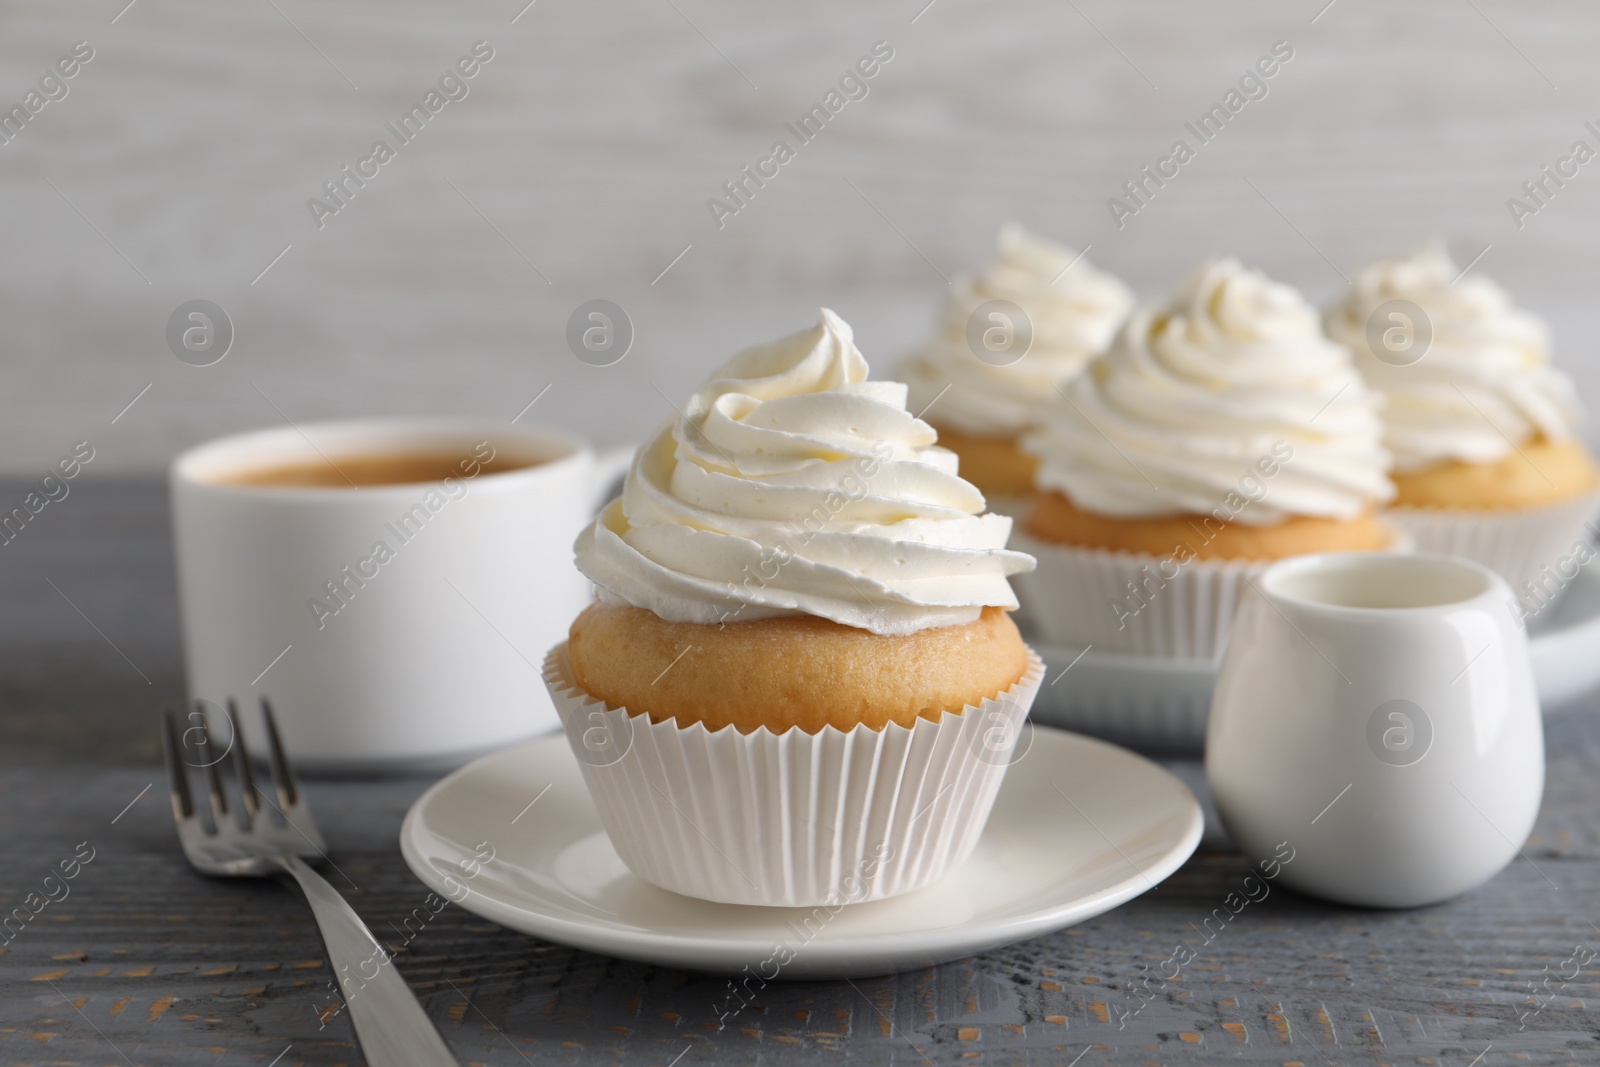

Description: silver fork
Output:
[162,698,457,1066]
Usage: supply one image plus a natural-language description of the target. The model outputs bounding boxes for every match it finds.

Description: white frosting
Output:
[1326,244,1584,472]
[900,224,1134,437]
[1024,259,1394,525]
[575,309,1034,635]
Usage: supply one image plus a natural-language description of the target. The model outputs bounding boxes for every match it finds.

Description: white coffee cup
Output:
[170,418,629,772]
[1207,552,1543,908]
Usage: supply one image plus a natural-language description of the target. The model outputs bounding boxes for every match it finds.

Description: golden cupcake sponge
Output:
[568,601,1028,734]
[1391,436,1599,511]
[1027,490,1393,561]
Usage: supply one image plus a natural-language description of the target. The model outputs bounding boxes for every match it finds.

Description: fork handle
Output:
[276,855,458,1066]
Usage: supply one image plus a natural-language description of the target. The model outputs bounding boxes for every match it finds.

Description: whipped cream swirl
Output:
[1326,244,1584,472]
[1025,259,1394,525]
[575,309,1034,635]
[900,224,1134,437]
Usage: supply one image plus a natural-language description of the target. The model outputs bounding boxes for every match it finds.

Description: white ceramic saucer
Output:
[399,728,1202,979]
[1029,558,1600,752]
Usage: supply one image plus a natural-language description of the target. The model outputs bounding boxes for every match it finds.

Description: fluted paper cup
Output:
[543,642,1045,907]
[1386,487,1600,597]
[1011,525,1410,661]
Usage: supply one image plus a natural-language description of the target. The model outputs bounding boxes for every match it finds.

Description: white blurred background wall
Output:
[3,0,1598,474]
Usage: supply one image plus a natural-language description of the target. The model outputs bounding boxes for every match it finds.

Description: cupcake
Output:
[1327,245,1600,599]
[546,309,1040,907]
[900,224,1133,512]
[1015,259,1399,659]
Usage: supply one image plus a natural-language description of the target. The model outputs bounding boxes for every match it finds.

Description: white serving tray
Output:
[1029,562,1600,753]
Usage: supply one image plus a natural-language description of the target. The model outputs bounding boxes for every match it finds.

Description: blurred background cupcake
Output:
[547,309,1041,907]
[899,224,1133,514]
[1327,245,1600,600]
[1015,259,1398,659]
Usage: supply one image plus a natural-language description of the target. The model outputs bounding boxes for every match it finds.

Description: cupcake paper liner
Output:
[542,642,1045,908]
[1386,487,1600,603]
[1010,525,1411,661]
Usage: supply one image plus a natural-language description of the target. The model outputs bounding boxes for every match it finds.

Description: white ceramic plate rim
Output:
[399,730,1204,973]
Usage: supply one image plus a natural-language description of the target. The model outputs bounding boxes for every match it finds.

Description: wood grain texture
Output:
[3,480,1600,1064]
[2,1,1599,478]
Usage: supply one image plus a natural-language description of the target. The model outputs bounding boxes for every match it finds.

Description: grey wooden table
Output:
[3,480,1599,1066]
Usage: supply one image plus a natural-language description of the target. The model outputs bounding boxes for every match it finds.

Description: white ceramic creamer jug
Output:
[1207,552,1543,907]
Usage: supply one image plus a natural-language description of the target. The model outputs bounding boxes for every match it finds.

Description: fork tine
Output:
[161,707,195,821]
[194,700,229,822]
[259,698,328,855]
[227,698,260,822]
[259,697,299,808]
